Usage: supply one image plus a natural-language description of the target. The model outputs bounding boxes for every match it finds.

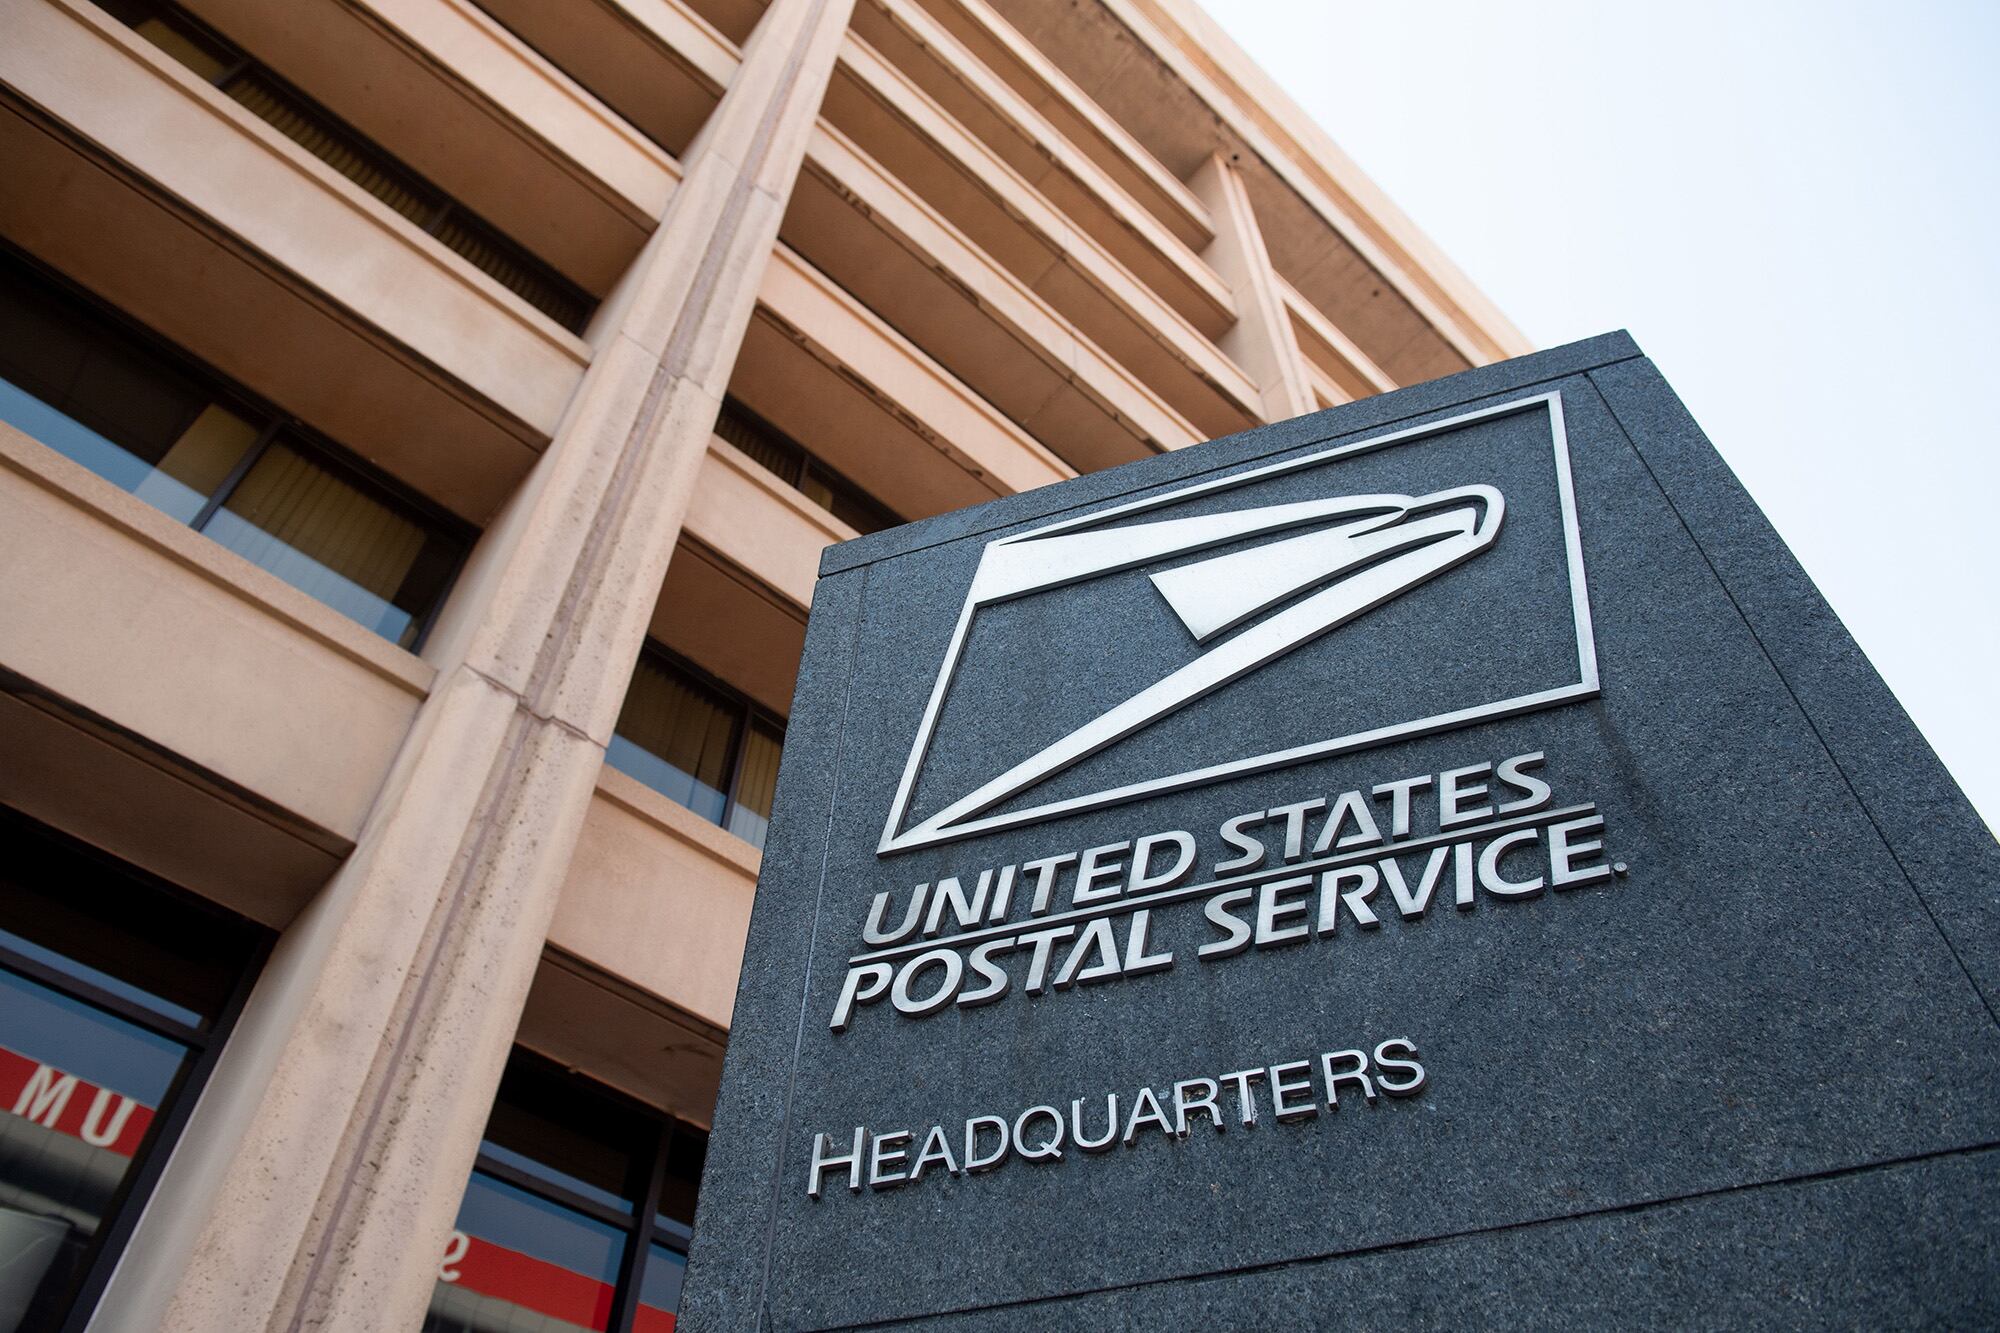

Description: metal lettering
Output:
[1213,810,1268,873]
[924,871,994,936]
[1122,910,1174,976]
[1071,1094,1120,1153]
[964,1116,1010,1173]
[868,1131,912,1189]
[1051,918,1121,990]
[862,885,927,946]
[1478,829,1546,898]
[1374,1039,1428,1097]
[1266,798,1325,862]
[1254,874,1314,948]
[1310,789,1383,854]
[890,949,964,1017]
[1371,773,1432,838]
[908,1125,960,1182]
[1439,761,1495,827]
[1013,1106,1065,1161]
[1198,888,1255,959]
[1129,831,1197,892]
[1380,847,1449,918]
[1317,864,1381,934]
[1550,814,1613,889]
[1268,1061,1318,1122]
[1172,1078,1224,1136]
[1495,751,1553,813]
[830,963,893,1032]
[1220,1068,1266,1128]
[1072,841,1132,906]
[1321,1050,1376,1108]
[807,1128,866,1198]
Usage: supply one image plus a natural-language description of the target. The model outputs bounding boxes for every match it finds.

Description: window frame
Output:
[0,244,478,653]
[616,640,788,849]
[0,806,272,1333]
[447,1050,702,1333]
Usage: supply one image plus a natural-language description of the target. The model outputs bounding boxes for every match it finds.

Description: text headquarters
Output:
[808,749,1629,1198]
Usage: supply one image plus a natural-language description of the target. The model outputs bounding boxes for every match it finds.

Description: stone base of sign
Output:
[681,333,2000,1330]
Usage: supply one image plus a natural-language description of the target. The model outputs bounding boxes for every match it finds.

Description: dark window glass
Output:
[0,826,249,1034]
[423,1053,705,1333]
[656,1132,705,1237]
[606,648,786,849]
[480,1060,650,1215]
[100,0,596,333]
[0,251,469,651]
[0,812,264,1332]
[713,398,901,537]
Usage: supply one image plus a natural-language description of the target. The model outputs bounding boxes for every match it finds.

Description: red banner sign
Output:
[438,1230,677,1331]
[0,1045,154,1158]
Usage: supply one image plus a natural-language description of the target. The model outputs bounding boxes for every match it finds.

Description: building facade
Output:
[0,0,1526,1328]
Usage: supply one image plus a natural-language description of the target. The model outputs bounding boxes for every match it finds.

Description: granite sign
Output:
[682,335,2000,1328]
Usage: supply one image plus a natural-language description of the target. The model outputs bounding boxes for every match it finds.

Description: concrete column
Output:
[85,1,856,1329]
[1189,151,1317,422]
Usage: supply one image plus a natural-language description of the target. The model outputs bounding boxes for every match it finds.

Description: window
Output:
[424,1052,704,1333]
[0,810,267,1333]
[0,252,470,650]
[607,647,785,850]
[95,0,596,334]
[713,398,902,537]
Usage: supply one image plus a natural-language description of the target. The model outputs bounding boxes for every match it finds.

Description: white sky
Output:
[1211,0,1999,828]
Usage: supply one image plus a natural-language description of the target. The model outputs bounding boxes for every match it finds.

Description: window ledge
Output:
[0,421,436,697]
[593,762,764,881]
[706,435,860,548]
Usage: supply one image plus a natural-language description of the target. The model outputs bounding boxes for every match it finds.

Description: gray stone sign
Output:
[681,334,2000,1329]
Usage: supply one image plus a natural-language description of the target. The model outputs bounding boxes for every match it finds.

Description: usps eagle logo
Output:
[878,394,1599,855]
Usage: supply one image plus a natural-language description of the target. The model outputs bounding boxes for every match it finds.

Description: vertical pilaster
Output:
[1190,150,1317,422]
[84,1,856,1329]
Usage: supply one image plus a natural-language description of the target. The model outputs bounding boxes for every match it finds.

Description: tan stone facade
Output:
[0,0,1525,1328]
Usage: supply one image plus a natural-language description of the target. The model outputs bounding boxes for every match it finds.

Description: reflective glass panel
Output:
[607,657,739,824]
[633,1243,686,1332]
[0,816,259,1331]
[423,1172,624,1333]
[201,439,462,649]
[0,969,191,1333]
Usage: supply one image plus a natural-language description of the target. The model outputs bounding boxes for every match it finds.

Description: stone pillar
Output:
[1189,150,1317,422]
[84,1,856,1329]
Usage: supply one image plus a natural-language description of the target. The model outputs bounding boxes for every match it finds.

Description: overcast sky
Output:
[1211,0,1999,827]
